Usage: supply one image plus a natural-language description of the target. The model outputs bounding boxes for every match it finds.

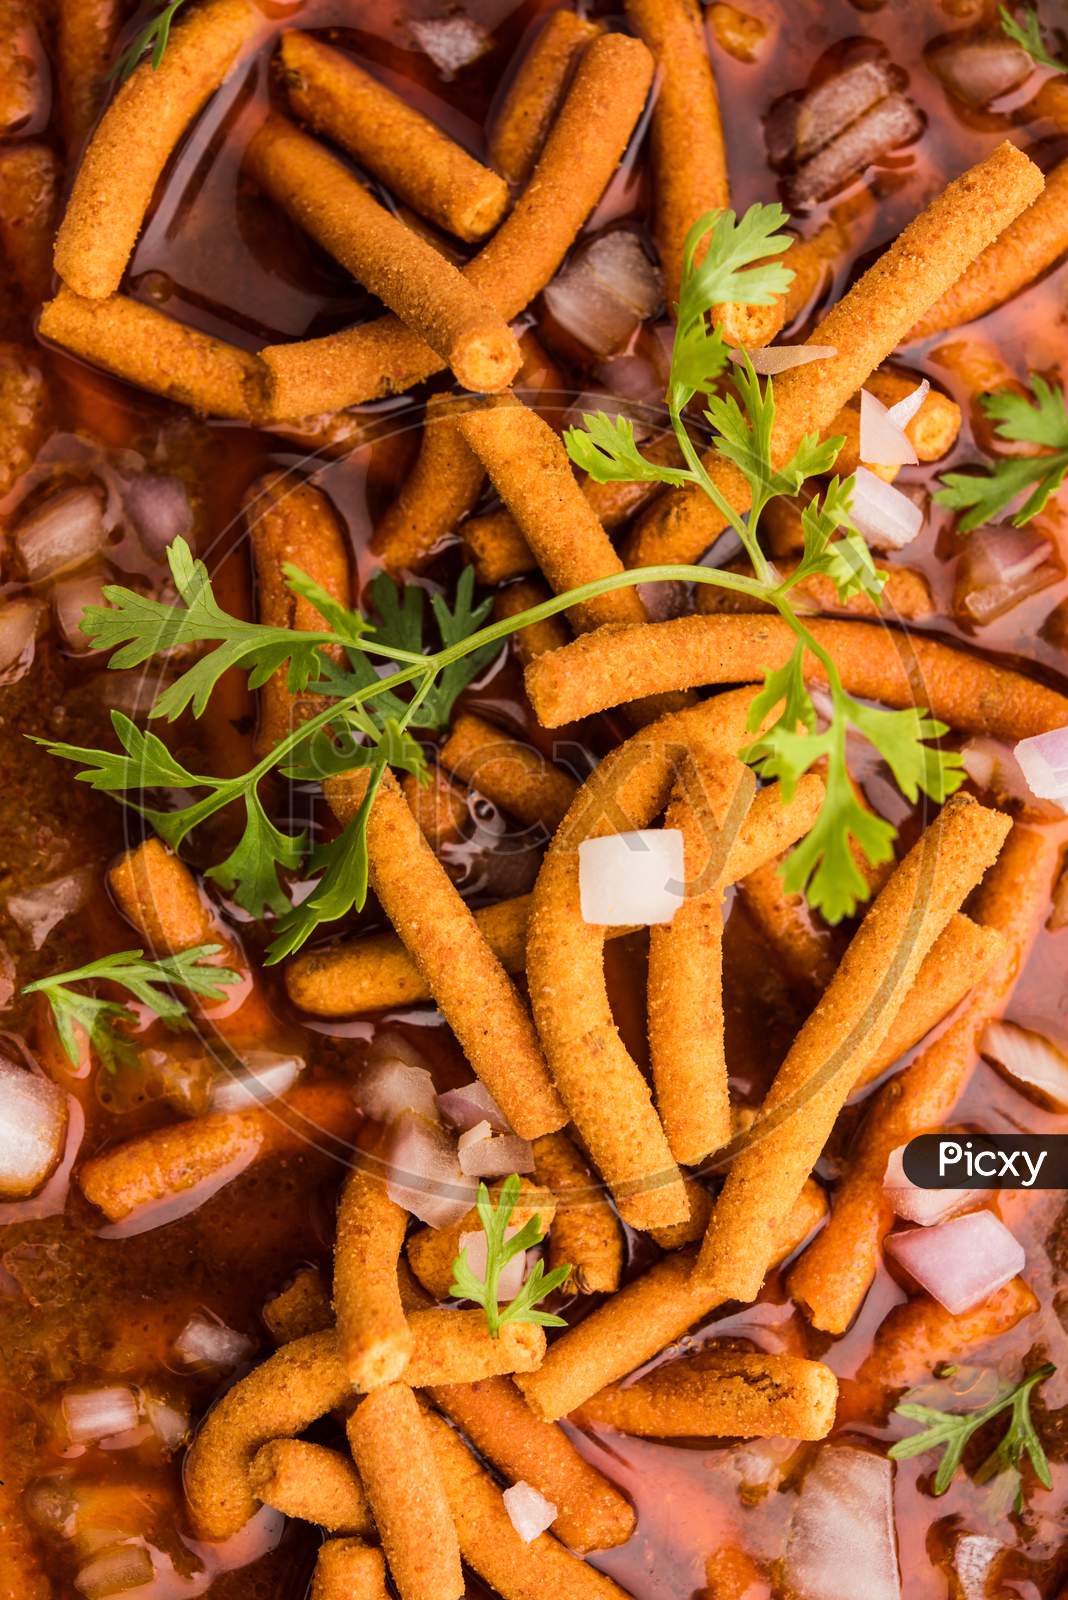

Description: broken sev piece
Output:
[422,1407,636,1600]
[489,11,602,186]
[333,1164,412,1387]
[494,579,571,665]
[324,766,566,1139]
[693,795,1012,1301]
[626,141,1045,566]
[532,1131,624,1295]
[439,711,579,831]
[311,1541,390,1600]
[788,824,1059,1334]
[572,1349,838,1439]
[244,115,521,394]
[516,1180,827,1421]
[280,30,507,243]
[249,1439,373,1536]
[346,1385,463,1600]
[184,1317,546,1539]
[372,393,485,574]
[53,0,261,298]
[260,31,655,417]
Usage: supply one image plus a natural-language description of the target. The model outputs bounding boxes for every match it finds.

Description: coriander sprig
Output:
[110,0,190,83]
[22,946,238,1071]
[935,375,1068,531]
[449,1175,570,1339]
[998,3,1068,71]
[889,1362,1055,1512]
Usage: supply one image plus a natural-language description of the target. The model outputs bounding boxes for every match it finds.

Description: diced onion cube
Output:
[503,1481,558,1542]
[578,829,685,925]
[62,1386,140,1445]
[883,1144,975,1226]
[884,1210,1025,1314]
[0,1055,67,1199]
[174,1313,254,1369]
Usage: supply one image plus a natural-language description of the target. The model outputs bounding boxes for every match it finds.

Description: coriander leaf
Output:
[33,710,209,795]
[367,571,427,657]
[282,564,373,648]
[205,791,307,920]
[449,1174,569,1338]
[281,711,428,785]
[423,566,498,725]
[564,412,692,486]
[670,318,731,409]
[110,0,189,82]
[23,946,237,1071]
[793,476,886,605]
[706,355,841,518]
[934,376,1068,530]
[890,1363,1055,1512]
[998,3,1067,69]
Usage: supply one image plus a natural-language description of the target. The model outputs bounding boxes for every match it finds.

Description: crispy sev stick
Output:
[494,580,571,665]
[263,1266,333,1345]
[736,857,842,1003]
[696,558,934,621]
[334,1165,412,1387]
[626,142,1044,566]
[456,396,648,632]
[407,1180,556,1299]
[524,614,1068,735]
[403,769,469,852]
[646,1174,712,1250]
[372,394,485,574]
[53,0,260,298]
[311,1541,389,1600]
[647,748,756,1165]
[516,1180,827,1421]
[249,1439,373,1535]
[439,712,579,831]
[532,1131,624,1295]
[185,1317,546,1538]
[909,157,1068,340]
[428,1376,636,1553]
[325,768,566,1139]
[245,115,520,394]
[77,1081,361,1222]
[489,12,602,186]
[779,217,850,325]
[787,824,1058,1333]
[572,1349,838,1439]
[527,691,824,1230]
[38,286,266,420]
[281,31,508,244]
[246,470,350,758]
[693,795,1012,1300]
[347,1385,463,1600]
[56,0,122,154]
[422,1407,636,1600]
[0,144,60,305]
[465,507,538,585]
[260,32,654,417]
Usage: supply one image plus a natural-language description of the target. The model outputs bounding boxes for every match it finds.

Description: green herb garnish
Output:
[448,1174,570,1339]
[935,375,1068,532]
[998,4,1068,71]
[22,946,238,1071]
[110,0,190,83]
[889,1362,1055,1512]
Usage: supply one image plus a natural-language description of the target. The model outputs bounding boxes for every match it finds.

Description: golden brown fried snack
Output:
[372,393,485,574]
[696,558,934,621]
[281,30,508,243]
[262,1266,333,1345]
[0,144,60,304]
[56,0,123,154]
[0,342,48,497]
[494,580,571,666]
[249,1439,373,1535]
[407,1180,556,1300]
[311,1541,390,1600]
[489,12,602,185]
[54,0,260,297]
[532,1131,623,1295]
[439,712,579,831]
[246,115,520,394]
[334,1165,412,1388]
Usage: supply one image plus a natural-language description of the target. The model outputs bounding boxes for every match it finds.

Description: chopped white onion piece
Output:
[437,1079,511,1133]
[0,598,41,684]
[883,1144,976,1226]
[955,524,1057,624]
[52,570,107,652]
[459,1130,536,1178]
[981,1019,1068,1109]
[386,1110,476,1227]
[410,15,490,76]
[357,1055,439,1125]
[544,232,662,358]
[578,829,685,925]
[458,1227,528,1300]
[1014,727,1068,803]
[208,1051,304,1114]
[886,378,930,429]
[457,1120,493,1155]
[143,1393,190,1451]
[0,1054,67,1199]
[16,487,108,581]
[730,343,837,375]
[174,1313,254,1369]
[122,474,193,556]
[885,1210,1025,1315]
[503,1481,557,1542]
[849,467,924,549]
[859,387,918,468]
[952,1533,1005,1600]
[74,1542,154,1599]
[785,1446,901,1600]
[7,866,93,949]
[62,1386,141,1445]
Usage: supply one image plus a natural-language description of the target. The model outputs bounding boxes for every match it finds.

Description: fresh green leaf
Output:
[564,412,693,486]
[449,1174,570,1338]
[109,0,189,82]
[205,792,307,921]
[23,946,237,1071]
[793,476,886,605]
[890,1363,1055,1512]
[998,3,1067,69]
[935,376,1068,530]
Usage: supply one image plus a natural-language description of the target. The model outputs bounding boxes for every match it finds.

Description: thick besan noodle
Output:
[439,711,579,832]
[489,11,602,186]
[531,1131,624,1295]
[333,1164,412,1387]
[372,394,486,574]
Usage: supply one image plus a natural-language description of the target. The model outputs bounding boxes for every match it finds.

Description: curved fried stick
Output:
[334,1164,412,1387]
[439,711,578,831]
[262,1266,332,1345]
[696,558,933,620]
[489,12,602,186]
[494,579,571,665]
[56,0,122,154]
[249,1439,372,1535]
[311,1541,389,1600]
[788,824,1058,1333]
[54,0,259,297]
[532,1131,623,1295]
[372,393,485,574]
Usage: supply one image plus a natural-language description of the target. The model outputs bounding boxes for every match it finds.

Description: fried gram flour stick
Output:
[334,1164,412,1387]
